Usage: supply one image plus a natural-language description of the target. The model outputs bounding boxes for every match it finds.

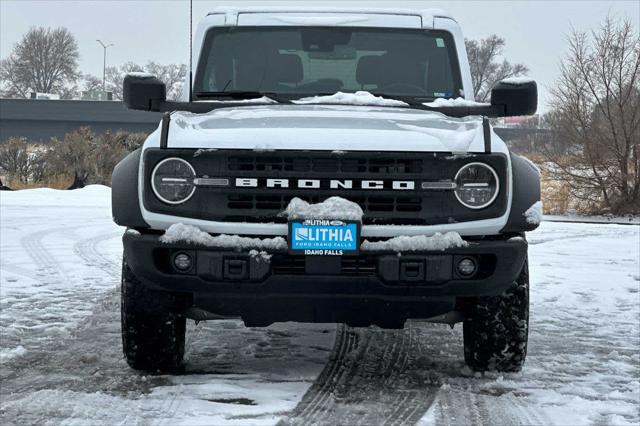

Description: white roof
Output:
[207,6,455,22]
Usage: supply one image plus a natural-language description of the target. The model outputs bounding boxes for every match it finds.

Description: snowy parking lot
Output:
[1,186,638,425]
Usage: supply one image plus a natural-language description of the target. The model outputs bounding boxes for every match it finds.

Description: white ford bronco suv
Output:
[113,7,540,373]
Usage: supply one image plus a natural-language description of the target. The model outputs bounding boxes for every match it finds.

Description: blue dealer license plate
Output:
[288,219,360,255]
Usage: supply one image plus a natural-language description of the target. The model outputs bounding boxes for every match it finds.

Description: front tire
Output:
[463,260,529,372]
[121,260,186,372]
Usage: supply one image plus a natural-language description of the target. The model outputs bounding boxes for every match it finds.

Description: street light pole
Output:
[96,40,114,97]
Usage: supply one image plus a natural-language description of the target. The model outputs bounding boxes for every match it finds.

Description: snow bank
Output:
[293,91,408,107]
[524,201,543,225]
[160,223,287,250]
[0,185,112,208]
[282,197,364,221]
[500,76,534,85]
[361,232,467,252]
[423,97,489,108]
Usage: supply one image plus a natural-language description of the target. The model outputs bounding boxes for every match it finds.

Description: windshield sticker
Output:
[436,38,445,48]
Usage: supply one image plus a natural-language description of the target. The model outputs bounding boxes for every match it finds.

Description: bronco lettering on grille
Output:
[234,178,416,190]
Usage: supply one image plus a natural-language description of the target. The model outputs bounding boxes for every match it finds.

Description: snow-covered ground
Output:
[1,187,638,425]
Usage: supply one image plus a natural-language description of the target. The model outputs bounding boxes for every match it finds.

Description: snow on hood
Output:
[423,97,489,108]
[292,91,408,107]
[202,96,277,104]
[160,104,497,153]
[282,197,364,221]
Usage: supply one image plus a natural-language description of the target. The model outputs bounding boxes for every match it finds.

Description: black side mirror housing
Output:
[123,74,166,111]
[490,79,537,117]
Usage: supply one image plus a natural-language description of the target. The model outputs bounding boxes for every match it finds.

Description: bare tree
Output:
[0,138,31,183]
[465,35,529,102]
[0,27,80,98]
[47,127,95,189]
[0,138,47,184]
[81,74,104,94]
[89,131,147,185]
[91,61,186,101]
[543,16,640,214]
[144,62,187,100]
[102,62,144,100]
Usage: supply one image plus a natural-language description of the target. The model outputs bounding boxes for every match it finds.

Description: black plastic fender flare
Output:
[501,153,541,233]
[112,148,149,229]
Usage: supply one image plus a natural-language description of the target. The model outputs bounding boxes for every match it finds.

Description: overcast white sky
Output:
[1,0,638,110]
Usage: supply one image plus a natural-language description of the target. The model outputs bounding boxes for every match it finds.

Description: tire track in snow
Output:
[70,229,197,426]
[72,231,122,276]
[155,322,207,426]
[283,319,554,426]
[286,324,357,423]
[281,323,439,426]
[18,227,228,426]
[18,223,117,283]
[20,227,71,284]
[432,390,551,426]
[4,224,122,355]
[503,393,549,425]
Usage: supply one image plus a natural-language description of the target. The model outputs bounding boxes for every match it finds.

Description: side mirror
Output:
[490,78,537,117]
[123,73,166,111]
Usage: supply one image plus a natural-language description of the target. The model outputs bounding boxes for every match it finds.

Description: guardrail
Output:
[0,98,546,143]
[0,98,162,142]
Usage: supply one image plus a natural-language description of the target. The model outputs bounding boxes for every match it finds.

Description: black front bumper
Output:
[123,232,527,328]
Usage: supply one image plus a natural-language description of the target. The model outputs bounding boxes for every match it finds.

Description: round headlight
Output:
[454,162,499,209]
[151,157,196,204]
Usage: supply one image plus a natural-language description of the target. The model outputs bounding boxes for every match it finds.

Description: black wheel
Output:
[463,260,529,372]
[121,260,186,372]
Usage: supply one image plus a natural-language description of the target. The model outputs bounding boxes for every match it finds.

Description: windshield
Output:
[194,27,463,102]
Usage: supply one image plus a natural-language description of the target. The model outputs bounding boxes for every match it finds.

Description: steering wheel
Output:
[378,83,429,95]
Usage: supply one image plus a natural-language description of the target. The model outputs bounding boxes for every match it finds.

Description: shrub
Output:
[0,137,48,185]
[2,127,148,189]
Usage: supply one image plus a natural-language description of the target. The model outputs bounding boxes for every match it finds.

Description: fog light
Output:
[173,253,192,271]
[457,257,476,277]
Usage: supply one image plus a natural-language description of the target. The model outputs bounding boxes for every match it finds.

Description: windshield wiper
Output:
[194,91,287,103]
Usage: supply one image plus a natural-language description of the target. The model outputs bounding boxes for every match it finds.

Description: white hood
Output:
[145,104,506,154]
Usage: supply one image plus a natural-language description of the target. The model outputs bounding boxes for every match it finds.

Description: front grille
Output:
[143,149,509,226]
[226,194,423,224]
[228,155,423,174]
[271,255,377,276]
[341,257,377,276]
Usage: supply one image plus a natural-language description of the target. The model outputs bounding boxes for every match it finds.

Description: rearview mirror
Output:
[123,73,166,111]
[490,78,537,117]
